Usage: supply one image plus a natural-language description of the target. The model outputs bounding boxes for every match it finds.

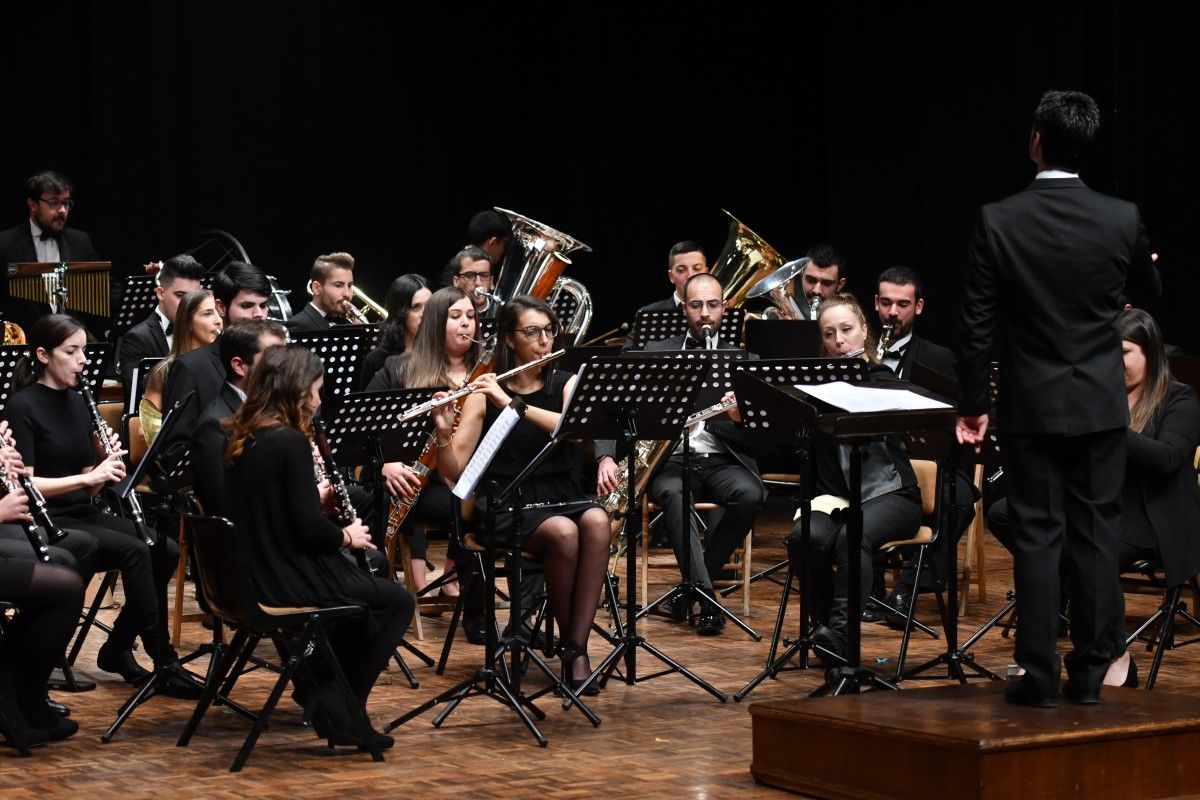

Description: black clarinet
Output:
[0,462,51,564]
[78,383,155,546]
[311,417,371,574]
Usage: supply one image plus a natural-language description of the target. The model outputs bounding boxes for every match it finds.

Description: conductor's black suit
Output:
[957,176,1161,700]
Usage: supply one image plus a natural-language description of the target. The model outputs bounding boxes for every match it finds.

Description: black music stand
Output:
[0,342,111,414]
[621,350,759,639]
[385,400,601,745]
[744,319,821,359]
[626,307,745,350]
[290,325,374,401]
[557,355,728,701]
[110,275,158,338]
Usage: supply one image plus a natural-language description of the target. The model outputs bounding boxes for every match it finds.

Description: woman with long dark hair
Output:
[367,286,481,598]
[4,315,192,695]
[224,345,413,747]
[140,288,223,443]
[359,273,431,388]
[431,296,611,694]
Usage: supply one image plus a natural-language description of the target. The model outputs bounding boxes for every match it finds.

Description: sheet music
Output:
[795,381,952,412]
[453,403,523,500]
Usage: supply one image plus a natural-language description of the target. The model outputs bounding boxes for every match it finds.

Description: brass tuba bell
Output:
[709,209,787,307]
[492,207,592,304]
[745,257,808,320]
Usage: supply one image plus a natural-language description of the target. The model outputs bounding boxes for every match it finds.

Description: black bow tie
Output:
[38,229,58,241]
[684,337,704,350]
[883,346,907,359]
[329,315,349,327]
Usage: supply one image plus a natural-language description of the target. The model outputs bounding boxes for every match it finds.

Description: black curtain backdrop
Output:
[3,2,1197,352]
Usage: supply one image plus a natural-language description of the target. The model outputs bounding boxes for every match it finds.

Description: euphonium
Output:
[709,209,788,307]
[492,207,591,303]
[744,257,807,320]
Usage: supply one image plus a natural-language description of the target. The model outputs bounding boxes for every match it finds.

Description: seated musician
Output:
[0,171,100,334]
[437,209,512,289]
[620,240,706,351]
[986,308,1200,689]
[430,296,611,695]
[602,272,767,636]
[117,254,203,389]
[449,246,500,319]
[367,287,478,601]
[4,315,198,697]
[359,273,431,388]
[224,345,413,749]
[0,469,84,746]
[139,289,224,444]
[189,319,287,516]
[285,252,357,333]
[785,293,923,664]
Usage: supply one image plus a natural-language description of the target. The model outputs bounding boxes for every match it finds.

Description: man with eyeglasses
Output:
[0,170,100,330]
[450,245,499,318]
[599,272,766,635]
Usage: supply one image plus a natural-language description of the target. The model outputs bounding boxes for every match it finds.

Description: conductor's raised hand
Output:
[956,414,989,453]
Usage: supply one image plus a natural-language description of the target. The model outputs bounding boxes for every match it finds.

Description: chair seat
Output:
[879,526,934,551]
[646,501,721,512]
[462,532,539,561]
[761,473,802,483]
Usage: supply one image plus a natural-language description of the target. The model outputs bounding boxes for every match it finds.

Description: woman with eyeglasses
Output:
[366,286,481,600]
[431,296,610,695]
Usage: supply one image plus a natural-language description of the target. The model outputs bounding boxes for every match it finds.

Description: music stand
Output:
[744,319,821,359]
[556,354,728,701]
[110,275,159,338]
[626,307,745,350]
[290,325,374,401]
[0,342,112,414]
[620,350,759,639]
[126,356,165,416]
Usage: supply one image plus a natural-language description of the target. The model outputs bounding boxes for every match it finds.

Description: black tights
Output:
[0,561,84,728]
[524,508,610,679]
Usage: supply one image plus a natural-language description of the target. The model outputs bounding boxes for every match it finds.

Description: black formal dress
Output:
[285,302,348,334]
[5,383,177,663]
[224,426,413,699]
[117,310,169,391]
[958,175,1162,699]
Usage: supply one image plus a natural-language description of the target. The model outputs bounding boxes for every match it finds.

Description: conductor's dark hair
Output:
[1033,89,1100,171]
[219,319,287,375]
[212,261,271,308]
[11,314,86,393]
[26,170,73,201]
[806,244,845,277]
[876,266,924,300]
[668,240,705,266]
[467,210,511,247]
[157,254,204,287]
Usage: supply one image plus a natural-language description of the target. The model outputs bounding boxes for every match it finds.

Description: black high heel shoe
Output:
[1123,656,1139,689]
[559,642,600,697]
[308,684,394,751]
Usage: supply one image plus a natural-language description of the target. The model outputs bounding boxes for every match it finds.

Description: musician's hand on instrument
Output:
[0,490,32,524]
[722,391,741,422]
[955,414,989,453]
[383,462,421,498]
[344,519,376,551]
[596,456,619,495]
[317,479,336,512]
[0,420,15,448]
[471,373,511,409]
[89,452,127,486]
[431,391,456,435]
[144,261,163,276]
[93,425,122,459]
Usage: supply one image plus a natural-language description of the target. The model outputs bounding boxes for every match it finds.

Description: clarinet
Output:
[79,383,155,546]
[311,417,371,574]
[0,463,51,563]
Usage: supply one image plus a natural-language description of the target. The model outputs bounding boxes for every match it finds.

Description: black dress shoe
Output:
[38,716,80,742]
[883,592,913,628]
[97,643,152,685]
[810,625,847,669]
[696,607,725,636]
[861,601,885,624]
[155,665,205,701]
[45,693,70,718]
[1004,677,1058,708]
[657,595,688,622]
[1123,657,1139,689]
[1062,680,1101,705]
[463,616,487,646]
[309,685,394,750]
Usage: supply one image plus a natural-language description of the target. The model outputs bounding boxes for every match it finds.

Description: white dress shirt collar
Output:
[30,219,60,263]
[1035,169,1079,180]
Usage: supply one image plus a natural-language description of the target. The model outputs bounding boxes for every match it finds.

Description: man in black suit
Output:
[603,272,767,635]
[438,209,512,289]
[116,254,204,390]
[190,319,286,515]
[284,251,356,333]
[874,266,955,380]
[0,171,100,331]
[621,240,707,351]
[448,245,500,319]
[792,243,847,320]
[161,261,272,462]
[957,90,1161,707]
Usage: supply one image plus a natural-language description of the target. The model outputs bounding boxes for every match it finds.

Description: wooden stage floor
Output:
[4,506,1199,799]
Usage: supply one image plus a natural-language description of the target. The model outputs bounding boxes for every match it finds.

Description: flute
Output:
[397,349,566,422]
[686,397,738,428]
[79,383,154,546]
[311,417,371,574]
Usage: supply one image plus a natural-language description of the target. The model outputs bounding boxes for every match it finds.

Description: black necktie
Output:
[164,322,173,336]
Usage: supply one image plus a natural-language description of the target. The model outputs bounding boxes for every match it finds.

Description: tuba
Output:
[709,209,787,307]
[547,276,594,346]
[492,207,592,303]
[744,257,808,320]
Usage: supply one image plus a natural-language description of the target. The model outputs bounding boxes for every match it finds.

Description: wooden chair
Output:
[177,515,383,772]
[958,463,989,616]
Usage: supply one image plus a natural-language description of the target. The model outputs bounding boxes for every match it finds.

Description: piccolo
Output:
[397,349,566,422]
[686,397,738,428]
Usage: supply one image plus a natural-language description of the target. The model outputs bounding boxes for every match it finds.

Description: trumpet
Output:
[397,349,566,423]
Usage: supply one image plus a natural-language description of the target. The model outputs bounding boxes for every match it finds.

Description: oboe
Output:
[0,463,51,563]
[311,416,371,574]
[79,383,154,546]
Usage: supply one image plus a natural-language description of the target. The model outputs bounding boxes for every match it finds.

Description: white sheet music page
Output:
[794,381,952,413]
[453,402,523,500]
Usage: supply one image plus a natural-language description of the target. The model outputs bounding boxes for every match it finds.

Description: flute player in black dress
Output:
[430,296,611,695]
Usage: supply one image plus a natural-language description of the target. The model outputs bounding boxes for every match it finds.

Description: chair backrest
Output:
[910,459,938,517]
[127,414,149,466]
[184,515,247,624]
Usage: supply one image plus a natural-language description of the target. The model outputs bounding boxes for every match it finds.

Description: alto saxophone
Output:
[876,316,898,365]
